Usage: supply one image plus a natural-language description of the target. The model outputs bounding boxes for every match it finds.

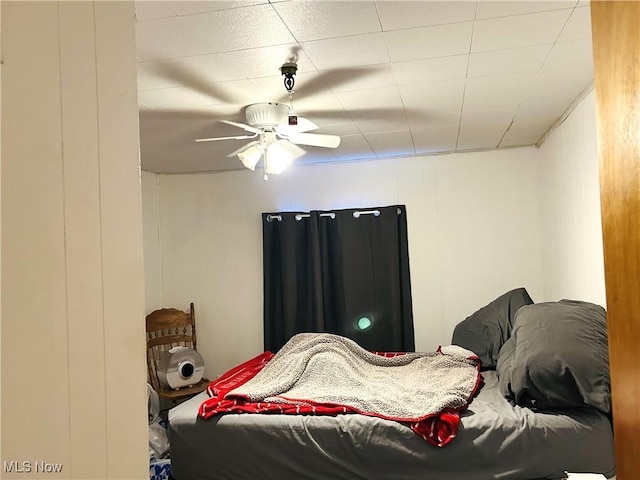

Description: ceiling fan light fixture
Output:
[237,143,264,171]
[264,141,298,175]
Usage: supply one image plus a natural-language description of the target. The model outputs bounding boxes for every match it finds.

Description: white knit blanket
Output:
[228,333,480,421]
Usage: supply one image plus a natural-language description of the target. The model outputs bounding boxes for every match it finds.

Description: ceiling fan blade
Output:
[195,133,258,143]
[287,133,341,148]
[280,66,381,100]
[151,61,234,104]
[221,119,262,134]
[276,116,318,136]
[275,139,306,160]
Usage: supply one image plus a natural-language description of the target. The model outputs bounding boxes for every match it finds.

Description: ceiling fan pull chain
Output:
[288,92,298,126]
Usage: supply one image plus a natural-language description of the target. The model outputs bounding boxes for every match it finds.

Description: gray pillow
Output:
[497,300,611,413]
[451,288,533,370]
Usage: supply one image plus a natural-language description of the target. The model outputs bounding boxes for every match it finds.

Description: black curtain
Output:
[262,205,414,353]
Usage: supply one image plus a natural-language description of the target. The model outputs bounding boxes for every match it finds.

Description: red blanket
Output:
[199,340,482,448]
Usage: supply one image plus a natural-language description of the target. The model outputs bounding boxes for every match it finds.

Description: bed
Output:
[167,290,616,480]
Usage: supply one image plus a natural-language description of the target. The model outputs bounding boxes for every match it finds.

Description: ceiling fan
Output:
[195,62,341,178]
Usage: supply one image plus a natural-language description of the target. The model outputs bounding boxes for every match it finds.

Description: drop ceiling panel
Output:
[558,6,591,40]
[136,16,218,61]
[323,64,398,92]
[475,1,576,20]
[407,111,460,130]
[412,126,459,154]
[462,72,536,111]
[467,44,551,78]
[385,22,474,62]
[457,122,508,151]
[137,54,249,93]
[138,87,216,110]
[461,108,515,125]
[189,5,296,52]
[301,33,390,70]
[272,1,381,42]
[392,55,468,84]
[472,9,573,52]
[376,1,477,30]
[353,108,410,134]
[335,86,403,110]
[218,45,315,79]
[135,0,594,174]
[542,38,593,72]
[334,134,376,161]
[522,43,593,108]
[163,1,265,16]
[399,79,466,113]
[364,130,415,158]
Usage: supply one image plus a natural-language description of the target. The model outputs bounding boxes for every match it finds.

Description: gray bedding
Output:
[168,371,615,480]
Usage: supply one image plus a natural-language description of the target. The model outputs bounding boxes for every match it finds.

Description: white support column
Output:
[1,2,147,478]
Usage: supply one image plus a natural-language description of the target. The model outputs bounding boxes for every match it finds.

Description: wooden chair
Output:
[146,303,209,404]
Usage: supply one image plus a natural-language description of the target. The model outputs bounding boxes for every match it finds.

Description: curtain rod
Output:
[266,208,401,223]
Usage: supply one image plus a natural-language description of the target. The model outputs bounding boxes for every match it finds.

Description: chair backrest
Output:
[146,302,197,391]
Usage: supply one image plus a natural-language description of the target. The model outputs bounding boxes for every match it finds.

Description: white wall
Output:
[142,170,163,312]
[538,89,606,306]
[146,148,544,376]
[1,3,147,478]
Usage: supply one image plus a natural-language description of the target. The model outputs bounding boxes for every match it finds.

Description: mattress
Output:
[168,371,615,480]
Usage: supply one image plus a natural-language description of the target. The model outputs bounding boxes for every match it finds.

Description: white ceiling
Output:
[136,0,593,174]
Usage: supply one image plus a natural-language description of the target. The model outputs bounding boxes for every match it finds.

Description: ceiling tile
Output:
[543,38,593,72]
[336,86,402,110]
[463,72,536,111]
[364,130,415,158]
[521,39,593,110]
[558,6,592,41]
[399,78,466,113]
[301,33,390,70]
[137,54,250,92]
[385,22,474,62]
[392,55,468,84]
[135,16,218,61]
[476,1,576,20]
[273,1,380,42]
[500,113,552,146]
[406,111,460,130]
[461,108,515,125]
[333,134,376,161]
[137,62,183,91]
[472,9,573,53]
[207,79,277,106]
[189,4,296,53]
[457,122,508,151]
[467,44,552,78]
[323,64,397,92]
[164,1,266,16]
[499,137,538,148]
[353,108,409,134]
[412,126,458,153]
[376,1,476,31]
[138,87,216,110]
[522,65,592,113]
[291,91,345,114]
[218,45,315,79]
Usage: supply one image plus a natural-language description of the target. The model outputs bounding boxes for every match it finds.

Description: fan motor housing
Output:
[245,102,289,128]
[157,346,205,389]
